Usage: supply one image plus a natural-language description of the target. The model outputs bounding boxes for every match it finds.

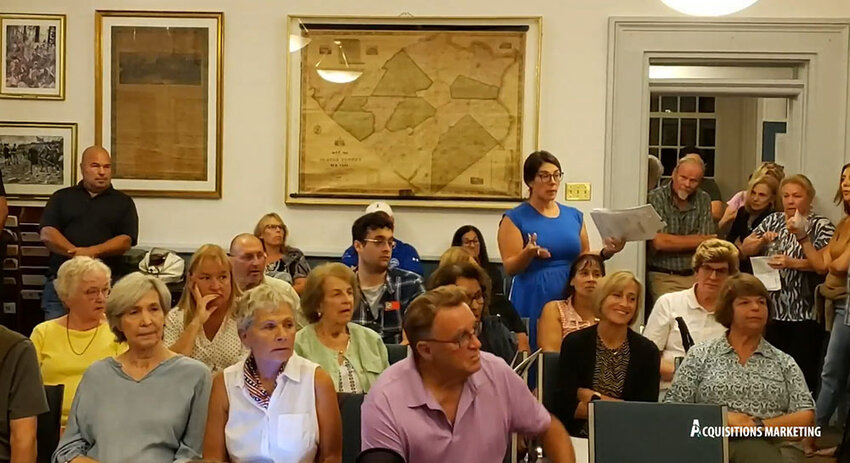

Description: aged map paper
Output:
[299,25,526,199]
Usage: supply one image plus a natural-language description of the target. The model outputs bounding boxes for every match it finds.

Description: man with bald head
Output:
[646,155,716,315]
[39,146,138,319]
[228,233,306,329]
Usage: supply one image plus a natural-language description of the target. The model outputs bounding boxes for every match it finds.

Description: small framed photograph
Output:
[0,121,77,199]
[0,14,66,99]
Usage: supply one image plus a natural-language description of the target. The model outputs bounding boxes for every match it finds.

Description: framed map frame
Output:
[95,10,223,198]
[285,16,542,208]
[0,121,77,199]
[0,13,66,100]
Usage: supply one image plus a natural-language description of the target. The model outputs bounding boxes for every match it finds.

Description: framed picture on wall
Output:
[285,16,543,208]
[0,121,77,199]
[0,13,66,99]
[95,10,223,198]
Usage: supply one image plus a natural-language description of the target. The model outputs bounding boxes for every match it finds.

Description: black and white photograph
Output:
[0,14,65,99]
[0,122,76,198]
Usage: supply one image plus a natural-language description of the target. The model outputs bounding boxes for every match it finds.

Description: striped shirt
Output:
[648,184,715,271]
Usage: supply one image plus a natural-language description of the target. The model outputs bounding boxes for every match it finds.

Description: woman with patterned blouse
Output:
[294,263,388,393]
[665,274,815,463]
[553,271,660,436]
[203,284,342,463]
[538,254,605,352]
[255,212,311,294]
[741,174,835,392]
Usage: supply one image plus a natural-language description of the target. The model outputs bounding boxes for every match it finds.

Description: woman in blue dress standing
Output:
[498,151,625,349]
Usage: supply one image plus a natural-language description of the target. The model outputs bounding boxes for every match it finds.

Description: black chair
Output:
[536,351,560,413]
[386,344,407,365]
[37,384,63,463]
[356,448,405,463]
[338,392,366,463]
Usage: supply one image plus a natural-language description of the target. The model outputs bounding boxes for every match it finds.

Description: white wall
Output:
[3,0,850,259]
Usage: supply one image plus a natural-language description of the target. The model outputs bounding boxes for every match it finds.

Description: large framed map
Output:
[286,16,541,207]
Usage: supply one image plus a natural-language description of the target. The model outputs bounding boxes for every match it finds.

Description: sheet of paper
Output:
[750,256,781,291]
[590,204,666,242]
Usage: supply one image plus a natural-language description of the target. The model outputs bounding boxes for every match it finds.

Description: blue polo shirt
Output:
[341,237,423,275]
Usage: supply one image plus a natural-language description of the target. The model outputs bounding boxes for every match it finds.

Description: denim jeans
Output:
[816,305,850,426]
[41,278,65,320]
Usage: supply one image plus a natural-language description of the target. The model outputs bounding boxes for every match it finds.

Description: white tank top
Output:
[223,353,319,463]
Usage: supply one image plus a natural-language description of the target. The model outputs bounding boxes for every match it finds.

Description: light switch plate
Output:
[566,182,591,201]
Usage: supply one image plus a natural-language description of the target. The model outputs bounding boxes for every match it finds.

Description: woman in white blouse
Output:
[203,284,342,463]
[164,244,246,372]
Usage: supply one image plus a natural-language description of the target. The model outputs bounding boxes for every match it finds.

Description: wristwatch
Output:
[590,393,602,402]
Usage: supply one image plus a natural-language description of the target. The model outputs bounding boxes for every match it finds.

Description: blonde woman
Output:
[553,271,660,436]
[724,175,780,273]
[164,244,246,372]
[30,256,126,427]
[254,213,311,294]
[724,162,785,217]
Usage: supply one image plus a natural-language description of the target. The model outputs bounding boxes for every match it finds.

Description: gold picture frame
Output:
[95,10,223,198]
[285,15,543,209]
[0,121,77,199]
[0,13,66,100]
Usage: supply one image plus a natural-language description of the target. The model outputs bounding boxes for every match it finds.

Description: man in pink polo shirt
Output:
[361,286,575,462]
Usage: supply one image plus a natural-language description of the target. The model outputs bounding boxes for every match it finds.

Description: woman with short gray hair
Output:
[30,256,125,428]
[54,272,211,463]
[203,284,342,463]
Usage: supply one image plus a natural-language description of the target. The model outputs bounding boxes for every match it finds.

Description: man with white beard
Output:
[646,156,716,315]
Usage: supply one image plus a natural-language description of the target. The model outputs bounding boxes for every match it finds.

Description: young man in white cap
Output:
[341,201,423,275]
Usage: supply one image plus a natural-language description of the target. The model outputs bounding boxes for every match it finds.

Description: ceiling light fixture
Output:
[660,0,759,16]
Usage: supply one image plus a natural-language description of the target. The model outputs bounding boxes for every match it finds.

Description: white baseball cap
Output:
[365,201,393,217]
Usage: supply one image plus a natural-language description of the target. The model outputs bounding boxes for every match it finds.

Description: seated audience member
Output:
[30,257,126,428]
[342,202,423,275]
[741,174,835,392]
[54,273,211,463]
[665,274,815,463]
[295,263,389,393]
[164,244,246,372]
[361,286,575,462]
[451,225,506,295]
[438,246,530,352]
[554,271,661,437]
[724,162,786,218]
[254,212,311,293]
[229,233,305,328]
[0,325,48,463]
[647,156,716,308]
[427,263,517,363]
[350,212,424,344]
[723,175,779,273]
[644,239,738,396]
[203,284,342,463]
[538,254,605,352]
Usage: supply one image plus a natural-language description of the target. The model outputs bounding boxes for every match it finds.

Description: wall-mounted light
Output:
[660,0,759,16]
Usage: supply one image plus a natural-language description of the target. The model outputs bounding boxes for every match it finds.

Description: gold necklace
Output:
[66,320,101,356]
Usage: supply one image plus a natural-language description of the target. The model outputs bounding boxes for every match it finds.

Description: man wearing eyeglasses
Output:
[341,202,423,275]
[350,211,424,344]
[228,233,305,329]
[361,286,575,462]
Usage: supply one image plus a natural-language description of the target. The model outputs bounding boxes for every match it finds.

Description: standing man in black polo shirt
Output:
[39,146,138,320]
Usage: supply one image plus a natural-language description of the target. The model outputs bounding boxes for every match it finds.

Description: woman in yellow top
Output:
[29,256,126,427]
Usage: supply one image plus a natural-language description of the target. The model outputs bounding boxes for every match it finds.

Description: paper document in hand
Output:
[750,256,781,291]
[590,205,666,242]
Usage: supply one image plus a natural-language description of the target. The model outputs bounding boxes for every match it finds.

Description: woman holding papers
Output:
[741,174,834,395]
[498,150,624,349]
[790,164,850,456]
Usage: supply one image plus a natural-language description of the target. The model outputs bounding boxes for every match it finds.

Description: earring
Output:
[318,311,323,318]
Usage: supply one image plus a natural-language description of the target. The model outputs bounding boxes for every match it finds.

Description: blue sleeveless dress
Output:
[504,202,583,349]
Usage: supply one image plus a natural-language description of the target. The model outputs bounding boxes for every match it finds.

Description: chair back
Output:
[338,392,366,463]
[37,384,64,463]
[536,351,560,413]
[386,344,408,365]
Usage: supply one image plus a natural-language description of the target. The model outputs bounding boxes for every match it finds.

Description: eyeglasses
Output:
[422,322,482,349]
[536,171,564,183]
[462,239,480,246]
[84,287,110,300]
[362,238,397,249]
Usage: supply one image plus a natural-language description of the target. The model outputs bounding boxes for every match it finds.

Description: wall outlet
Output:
[566,182,591,201]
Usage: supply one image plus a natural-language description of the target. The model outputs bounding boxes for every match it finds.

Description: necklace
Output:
[66,320,101,356]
